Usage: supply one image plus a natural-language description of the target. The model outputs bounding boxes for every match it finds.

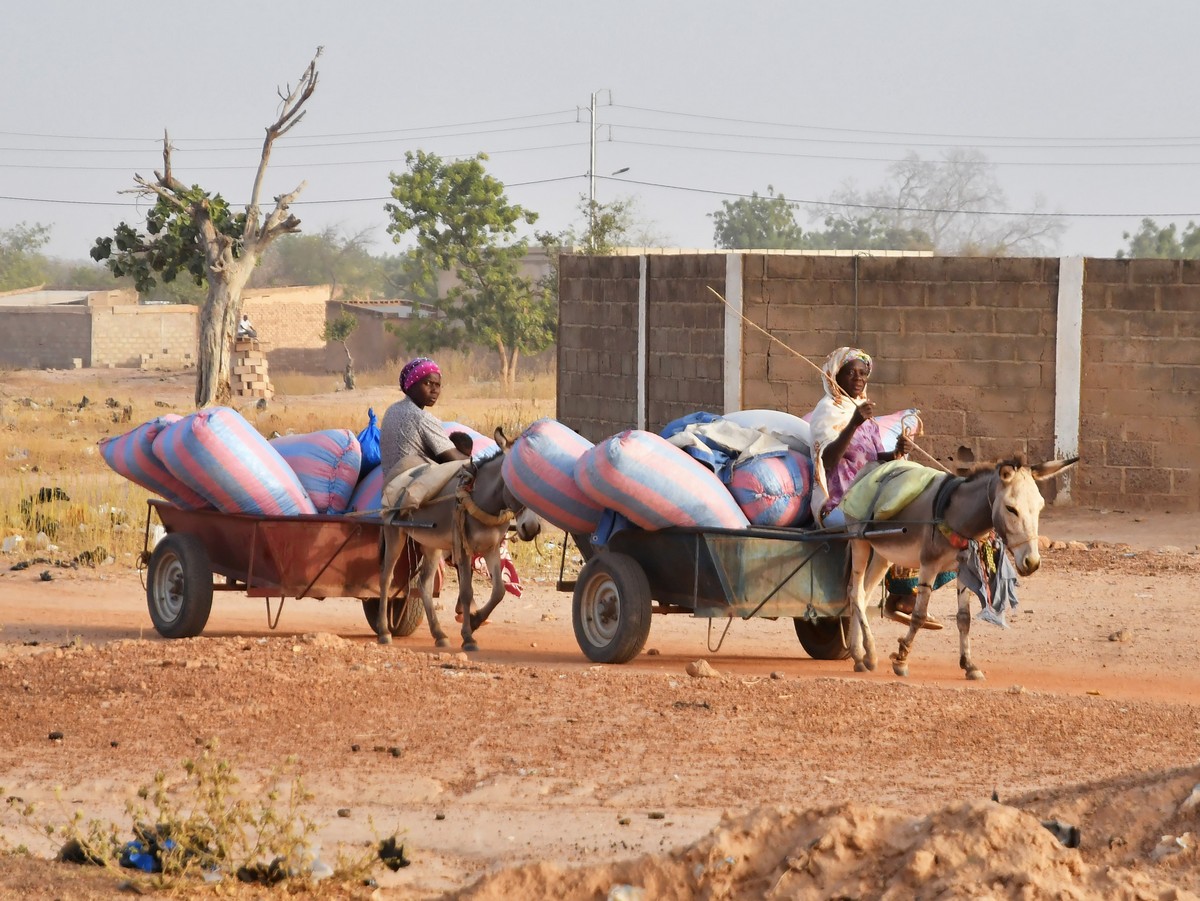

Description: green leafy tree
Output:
[0,223,52,291]
[710,186,806,249]
[385,150,553,389]
[322,310,360,389]
[534,193,654,322]
[91,52,322,407]
[1115,218,1200,259]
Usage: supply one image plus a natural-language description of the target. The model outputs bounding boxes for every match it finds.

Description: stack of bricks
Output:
[232,340,274,400]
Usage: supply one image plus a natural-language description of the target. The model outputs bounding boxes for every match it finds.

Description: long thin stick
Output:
[707,284,950,472]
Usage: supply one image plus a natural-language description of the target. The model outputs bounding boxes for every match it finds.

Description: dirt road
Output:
[2,509,1200,898]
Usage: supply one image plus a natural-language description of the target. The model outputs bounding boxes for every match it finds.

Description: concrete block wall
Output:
[744,255,1061,473]
[0,307,91,368]
[557,255,641,442]
[645,254,727,429]
[90,305,197,368]
[558,253,1200,513]
[1077,259,1200,512]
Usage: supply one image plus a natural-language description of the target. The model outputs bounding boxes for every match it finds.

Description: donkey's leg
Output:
[377,526,404,645]
[456,552,479,651]
[956,583,984,680]
[857,551,890,673]
[468,547,508,633]
[421,549,450,648]
[845,541,873,672]
[891,562,937,677]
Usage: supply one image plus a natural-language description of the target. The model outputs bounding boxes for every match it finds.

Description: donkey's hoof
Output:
[435,637,451,648]
[966,668,986,681]
[853,660,868,673]
[463,641,479,653]
[377,634,392,646]
[892,661,909,677]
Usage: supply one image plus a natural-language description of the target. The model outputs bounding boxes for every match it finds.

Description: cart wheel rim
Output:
[579,573,622,647]
[152,550,186,624]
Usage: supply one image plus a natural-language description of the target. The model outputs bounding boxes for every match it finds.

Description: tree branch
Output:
[246,48,322,239]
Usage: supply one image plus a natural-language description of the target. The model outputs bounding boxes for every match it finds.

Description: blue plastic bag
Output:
[357,408,381,475]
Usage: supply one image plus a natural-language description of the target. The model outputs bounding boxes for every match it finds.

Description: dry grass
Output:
[0,362,565,582]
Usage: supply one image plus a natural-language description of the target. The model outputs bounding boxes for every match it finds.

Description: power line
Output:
[0,117,583,155]
[611,137,1200,168]
[612,103,1200,144]
[0,107,580,144]
[4,175,1197,220]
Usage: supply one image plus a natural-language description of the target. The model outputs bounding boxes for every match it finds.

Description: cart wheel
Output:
[146,534,214,639]
[361,596,424,638]
[572,553,652,664]
[793,617,852,660]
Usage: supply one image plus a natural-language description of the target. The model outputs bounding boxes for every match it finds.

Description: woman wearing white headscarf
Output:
[808,346,942,629]
[808,346,912,528]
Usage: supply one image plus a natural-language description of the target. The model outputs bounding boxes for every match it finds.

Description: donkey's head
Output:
[991,456,1079,576]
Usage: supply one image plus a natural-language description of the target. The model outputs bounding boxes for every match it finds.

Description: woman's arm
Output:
[821,400,872,472]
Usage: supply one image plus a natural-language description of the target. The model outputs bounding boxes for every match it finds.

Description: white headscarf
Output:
[808,347,872,523]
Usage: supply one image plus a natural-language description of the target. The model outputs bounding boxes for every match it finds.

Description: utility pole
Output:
[587,89,611,251]
[588,91,597,250]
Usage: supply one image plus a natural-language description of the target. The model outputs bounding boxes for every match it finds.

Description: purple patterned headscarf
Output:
[399,357,441,393]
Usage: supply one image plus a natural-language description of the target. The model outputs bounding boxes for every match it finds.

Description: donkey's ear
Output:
[998,463,1017,483]
[1032,456,1079,481]
[493,426,508,450]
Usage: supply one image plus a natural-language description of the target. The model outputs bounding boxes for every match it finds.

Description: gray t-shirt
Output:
[379,396,454,474]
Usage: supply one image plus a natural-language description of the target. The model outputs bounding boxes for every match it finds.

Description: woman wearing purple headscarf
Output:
[379,357,468,475]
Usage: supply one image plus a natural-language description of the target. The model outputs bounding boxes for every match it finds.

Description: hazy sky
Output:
[5,0,1200,262]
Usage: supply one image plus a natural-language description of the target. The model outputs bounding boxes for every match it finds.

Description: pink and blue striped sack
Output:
[270,429,362,515]
[345,464,384,521]
[441,421,499,456]
[152,407,317,516]
[98,415,211,510]
[728,450,814,527]
[502,418,605,534]
[574,430,749,532]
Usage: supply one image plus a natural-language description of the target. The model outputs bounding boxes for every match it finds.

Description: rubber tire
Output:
[146,533,214,639]
[793,617,852,660]
[572,553,652,664]
[361,596,424,638]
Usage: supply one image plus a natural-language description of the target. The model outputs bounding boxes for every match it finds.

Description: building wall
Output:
[557,254,1200,512]
[557,255,641,442]
[322,303,410,375]
[1077,259,1200,511]
[0,307,92,368]
[90,304,197,368]
[744,255,1061,472]
[243,286,330,371]
[646,254,727,428]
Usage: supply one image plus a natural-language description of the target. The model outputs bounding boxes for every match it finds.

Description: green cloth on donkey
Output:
[838,459,942,522]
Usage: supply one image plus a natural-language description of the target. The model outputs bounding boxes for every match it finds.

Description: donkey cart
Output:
[140,499,421,640]
[561,522,904,665]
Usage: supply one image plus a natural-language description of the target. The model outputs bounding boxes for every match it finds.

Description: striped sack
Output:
[98,415,211,510]
[441,421,499,456]
[728,450,814,527]
[502,418,605,534]
[152,407,317,516]
[574,429,749,531]
[345,464,384,522]
[270,429,363,515]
